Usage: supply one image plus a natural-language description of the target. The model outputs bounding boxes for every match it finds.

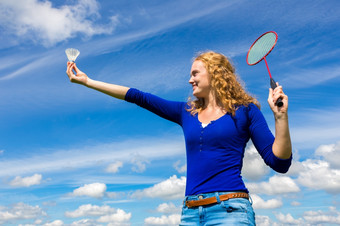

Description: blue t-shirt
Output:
[125,88,292,196]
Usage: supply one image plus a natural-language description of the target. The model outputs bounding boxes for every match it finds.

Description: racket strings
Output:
[247,33,277,65]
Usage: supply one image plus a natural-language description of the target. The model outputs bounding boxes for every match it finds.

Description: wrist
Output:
[274,112,288,121]
[84,77,94,87]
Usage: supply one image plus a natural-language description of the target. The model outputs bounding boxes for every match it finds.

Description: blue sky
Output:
[0,0,340,225]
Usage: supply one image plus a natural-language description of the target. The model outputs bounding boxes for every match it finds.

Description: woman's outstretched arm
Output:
[66,62,129,100]
[268,83,292,159]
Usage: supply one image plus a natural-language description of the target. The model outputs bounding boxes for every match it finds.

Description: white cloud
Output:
[272,207,340,225]
[97,209,131,225]
[246,175,300,195]
[0,150,4,155]
[131,153,150,173]
[275,212,304,225]
[315,141,340,169]
[106,192,120,199]
[144,214,181,226]
[255,215,278,226]
[70,219,98,226]
[303,206,340,225]
[65,204,115,218]
[71,183,107,199]
[291,201,301,206]
[43,220,64,226]
[132,175,186,200]
[0,203,47,224]
[9,173,42,187]
[251,194,282,209]
[284,140,340,194]
[106,161,123,173]
[66,204,131,225]
[156,202,181,214]
[0,0,118,46]
[242,145,270,180]
[173,160,186,173]
[285,159,305,177]
[297,159,340,194]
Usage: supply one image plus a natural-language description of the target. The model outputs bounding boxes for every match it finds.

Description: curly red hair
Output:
[187,51,260,116]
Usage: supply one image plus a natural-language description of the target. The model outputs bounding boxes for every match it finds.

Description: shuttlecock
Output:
[65,48,80,62]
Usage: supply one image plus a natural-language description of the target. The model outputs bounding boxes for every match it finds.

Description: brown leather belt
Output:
[185,192,249,208]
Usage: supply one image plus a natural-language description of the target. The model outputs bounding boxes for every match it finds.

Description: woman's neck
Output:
[203,92,220,108]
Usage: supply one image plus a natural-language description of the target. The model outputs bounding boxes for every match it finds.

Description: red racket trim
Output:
[246,31,278,66]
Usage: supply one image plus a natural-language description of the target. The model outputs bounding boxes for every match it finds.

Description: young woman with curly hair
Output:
[66,51,292,225]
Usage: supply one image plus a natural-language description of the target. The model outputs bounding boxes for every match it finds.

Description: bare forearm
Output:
[272,114,292,159]
[85,78,130,100]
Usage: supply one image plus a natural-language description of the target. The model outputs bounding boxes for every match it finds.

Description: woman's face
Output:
[189,60,211,98]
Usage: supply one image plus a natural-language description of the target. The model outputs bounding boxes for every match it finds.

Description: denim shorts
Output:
[180,191,255,226]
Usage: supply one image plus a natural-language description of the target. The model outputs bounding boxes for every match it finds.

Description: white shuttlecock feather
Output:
[65,48,80,62]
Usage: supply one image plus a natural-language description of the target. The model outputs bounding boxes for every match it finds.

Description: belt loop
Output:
[215,192,221,203]
[183,196,188,206]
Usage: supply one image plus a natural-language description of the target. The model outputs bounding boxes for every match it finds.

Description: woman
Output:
[66,51,292,225]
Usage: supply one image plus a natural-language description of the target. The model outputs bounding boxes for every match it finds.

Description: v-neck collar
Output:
[196,113,228,128]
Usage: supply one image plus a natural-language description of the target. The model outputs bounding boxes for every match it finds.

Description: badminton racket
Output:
[246,31,283,107]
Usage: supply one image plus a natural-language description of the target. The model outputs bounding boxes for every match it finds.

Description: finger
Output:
[66,64,76,78]
[268,87,273,98]
[66,61,74,69]
[66,64,72,76]
[273,84,282,92]
[73,63,81,73]
[67,61,75,67]
[66,63,73,75]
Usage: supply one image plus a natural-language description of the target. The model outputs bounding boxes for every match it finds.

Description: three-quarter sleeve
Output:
[247,104,292,173]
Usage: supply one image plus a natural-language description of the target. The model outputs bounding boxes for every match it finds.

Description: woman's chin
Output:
[193,93,203,98]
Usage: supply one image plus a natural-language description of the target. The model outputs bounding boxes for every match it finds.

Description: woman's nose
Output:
[189,76,194,84]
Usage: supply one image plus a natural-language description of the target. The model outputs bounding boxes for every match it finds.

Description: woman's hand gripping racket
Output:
[246,31,283,107]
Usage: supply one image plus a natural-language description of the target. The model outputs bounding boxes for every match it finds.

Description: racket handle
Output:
[270,78,284,107]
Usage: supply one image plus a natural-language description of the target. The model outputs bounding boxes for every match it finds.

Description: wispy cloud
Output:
[105,161,123,173]
[0,0,244,85]
[0,0,118,46]
[281,65,340,89]
[290,108,340,149]
[0,54,55,81]
[0,136,184,178]
[9,174,42,187]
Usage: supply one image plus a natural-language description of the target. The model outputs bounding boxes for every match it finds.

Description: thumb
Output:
[268,87,273,99]
[268,88,274,107]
